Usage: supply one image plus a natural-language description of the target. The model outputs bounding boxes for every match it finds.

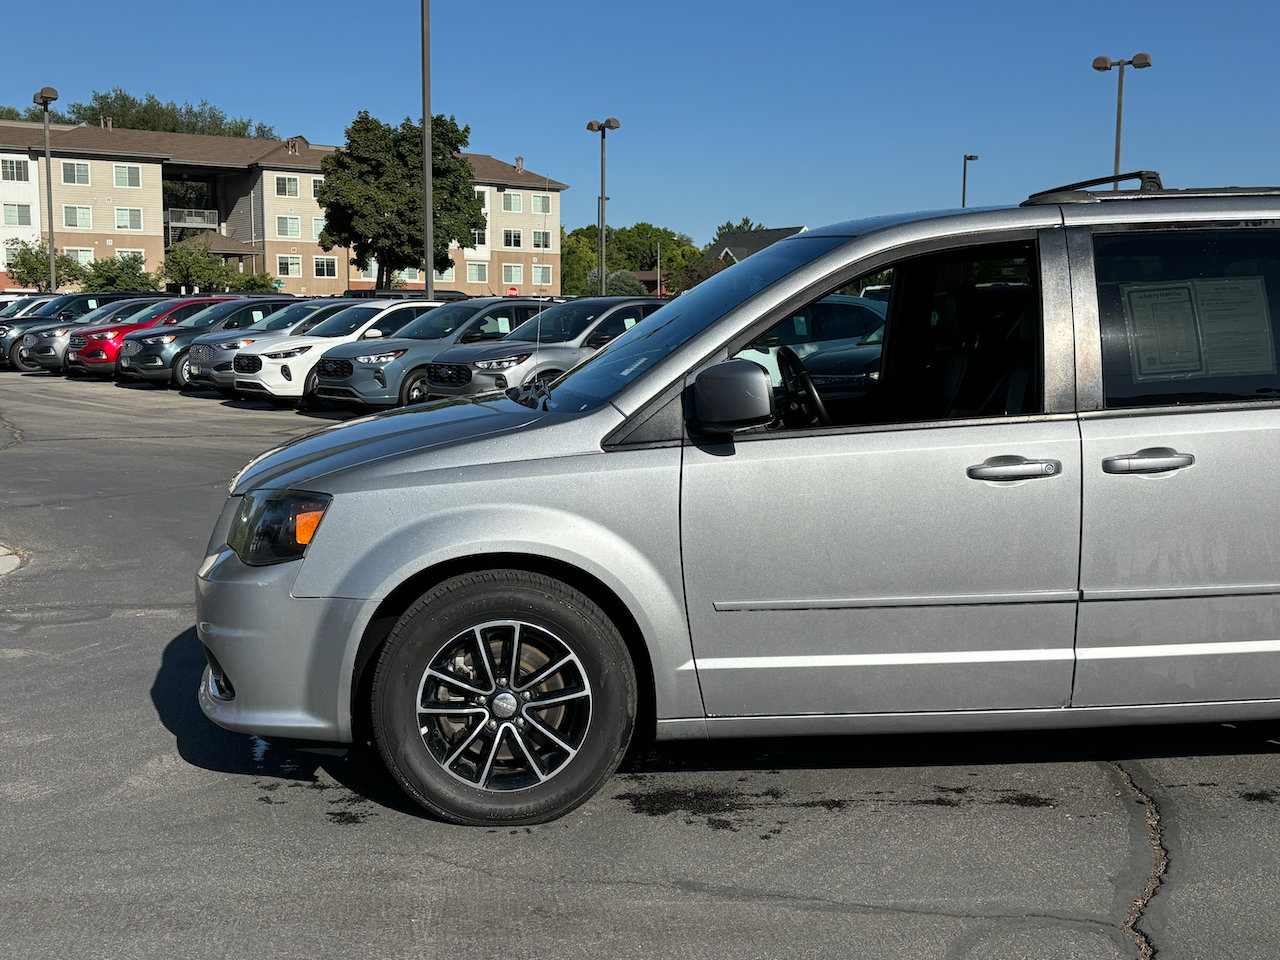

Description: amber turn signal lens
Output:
[294,509,323,545]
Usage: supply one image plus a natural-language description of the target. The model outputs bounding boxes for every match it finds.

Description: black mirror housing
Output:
[688,359,775,435]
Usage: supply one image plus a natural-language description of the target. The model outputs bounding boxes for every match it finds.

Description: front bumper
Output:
[117,347,174,382]
[196,545,370,743]
[65,342,121,376]
[233,354,313,398]
[426,366,519,398]
[314,360,401,407]
[32,335,71,371]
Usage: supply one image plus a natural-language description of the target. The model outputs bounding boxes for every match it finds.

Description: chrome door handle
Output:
[967,456,1062,481]
[1101,447,1195,475]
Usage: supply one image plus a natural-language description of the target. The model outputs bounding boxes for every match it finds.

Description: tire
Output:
[299,369,326,410]
[399,369,429,406]
[172,350,192,389]
[370,570,637,825]
[8,341,39,373]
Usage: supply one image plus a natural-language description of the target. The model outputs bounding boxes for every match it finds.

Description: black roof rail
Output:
[1023,170,1164,205]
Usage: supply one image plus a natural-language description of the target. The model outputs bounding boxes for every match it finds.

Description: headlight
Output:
[42,328,69,338]
[474,353,532,370]
[142,334,177,344]
[227,490,331,566]
[90,330,120,340]
[220,339,254,350]
[0,325,10,337]
[264,345,312,359]
[355,350,406,364]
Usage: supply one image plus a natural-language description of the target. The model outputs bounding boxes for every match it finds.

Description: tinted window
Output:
[306,306,383,337]
[1095,229,1280,408]
[260,301,349,332]
[371,307,424,336]
[460,306,523,342]
[394,301,482,340]
[508,301,606,343]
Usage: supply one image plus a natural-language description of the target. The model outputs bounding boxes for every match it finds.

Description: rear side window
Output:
[1095,229,1280,408]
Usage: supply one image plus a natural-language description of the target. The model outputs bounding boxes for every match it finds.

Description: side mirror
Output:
[584,332,613,349]
[361,327,383,339]
[688,359,775,435]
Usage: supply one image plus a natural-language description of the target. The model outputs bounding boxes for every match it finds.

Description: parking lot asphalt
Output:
[3,371,1280,960]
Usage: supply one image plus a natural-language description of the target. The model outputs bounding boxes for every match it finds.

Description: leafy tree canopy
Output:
[157,236,271,292]
[0,88,275,138]
[317,111,485,289]
[712,217,767,242]
[585,268,648,297]
[1,240,85,291]
[79,253,158,292]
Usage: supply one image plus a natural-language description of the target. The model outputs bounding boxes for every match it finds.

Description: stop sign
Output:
[507,286,518,296]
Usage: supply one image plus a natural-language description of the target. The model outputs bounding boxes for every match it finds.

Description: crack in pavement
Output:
[1114,762,1169,959]
[0,407,23,450]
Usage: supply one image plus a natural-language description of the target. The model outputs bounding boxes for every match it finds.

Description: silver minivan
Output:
[197,173,1280,824]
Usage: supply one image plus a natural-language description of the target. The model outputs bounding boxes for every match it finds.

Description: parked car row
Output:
[3,291,670,412]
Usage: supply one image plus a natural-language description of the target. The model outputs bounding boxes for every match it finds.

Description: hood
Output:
[231,393,558,494]
[71,319,157,337]
[318,335,447,360]
[123,324,206,344]
[429,340,554,365]
[237,333,331,356]
[191,327,291,348]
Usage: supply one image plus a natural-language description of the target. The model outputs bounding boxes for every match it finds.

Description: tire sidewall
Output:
[173,350,191,389]
[399,369,428,406]
[9,341,38,373]
[372,573,635,825]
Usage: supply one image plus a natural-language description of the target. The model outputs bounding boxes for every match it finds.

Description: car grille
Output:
[233,355,263,373]
[68,335,87,349]
[190,344,215,363]
[121,341,141,356]
[317,358,353,379]
[427,362,471,386]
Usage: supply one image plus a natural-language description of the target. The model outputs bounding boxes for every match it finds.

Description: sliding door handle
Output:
[1102,447,1195,475]
[967,456,1062,481]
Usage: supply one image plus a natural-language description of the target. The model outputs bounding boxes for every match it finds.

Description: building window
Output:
[3,203,31,226]
[433,266,455,283]
[361,259,378,280]
[115,249,145,264]
[1,159,28,182]
[532,230,551,250]
[66,248,94,267]
[113,164,141,188]
[501,192,521,213]
[502,264,523,284]
[399,268,420,282]
[63,205,92,228]
[312,177,323,199]
[277,255,301,277]
[503,229,522,248]
[475,187,486,204]
[466,262,487,283]
[312,217,326,240]
[532,194,551,214]
[61,161,89,185]
[276,216,300,238]
[314,257,337,278]
[115,207,143,231]
[471,227,486,247]
[275,175,299,197]
[532,264,552,286]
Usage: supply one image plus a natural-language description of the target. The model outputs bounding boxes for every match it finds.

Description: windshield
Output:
[258,300,348,332]
[116,300,181,326]
[306,305,382,337]
[30,294,78,317]
[70,299,149,326]
[540,236,850,413]
[176,301,244,328]
[0,298,38,319]
[507,302,603,343]
[393,301,479,340]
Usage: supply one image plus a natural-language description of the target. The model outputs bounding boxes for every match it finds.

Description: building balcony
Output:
[166,208,218,228]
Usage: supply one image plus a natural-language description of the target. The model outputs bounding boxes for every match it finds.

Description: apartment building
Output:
[0,121,567,296]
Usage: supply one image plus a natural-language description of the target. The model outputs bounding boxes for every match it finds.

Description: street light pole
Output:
[32,86,58,292]
[586,118,619,296]
[962,154,978,208]
[421,0,433,299]
[1093,53,1152,187]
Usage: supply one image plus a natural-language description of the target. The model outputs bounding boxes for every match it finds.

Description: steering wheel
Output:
[776,346,830,426]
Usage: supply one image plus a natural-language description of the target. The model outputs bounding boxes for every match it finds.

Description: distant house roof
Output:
[705,226,807,263]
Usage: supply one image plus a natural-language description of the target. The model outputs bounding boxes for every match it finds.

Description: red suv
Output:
[65,297,236,378]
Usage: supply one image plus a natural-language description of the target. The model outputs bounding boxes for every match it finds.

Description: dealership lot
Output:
[3,373,1280,959]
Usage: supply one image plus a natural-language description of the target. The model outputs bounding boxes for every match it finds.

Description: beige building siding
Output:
[39,155,165,272]
[261,169,345,294]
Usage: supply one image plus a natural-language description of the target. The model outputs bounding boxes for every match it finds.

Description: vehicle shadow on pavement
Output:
[620,719,1280,776]
[150,626,419,815]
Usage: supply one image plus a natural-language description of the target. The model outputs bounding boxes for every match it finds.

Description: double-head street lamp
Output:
[962,154,978,207]
[32,86,58,292]
[1093,53,1152,186]
[586,118,620,296]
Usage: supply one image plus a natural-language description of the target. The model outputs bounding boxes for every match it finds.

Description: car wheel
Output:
[172,351,192,389]
[370,570,637,825]
[8,341,39,373]
[299,369,326,410]
[399,369,429,406]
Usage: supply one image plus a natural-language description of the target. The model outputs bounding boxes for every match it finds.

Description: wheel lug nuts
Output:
[486,720,497,731]
[497,678,507,687]
[515,718,525,728]
[521,691,532,700]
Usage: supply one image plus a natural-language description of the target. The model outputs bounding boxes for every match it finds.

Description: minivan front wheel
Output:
[370,570,637,825]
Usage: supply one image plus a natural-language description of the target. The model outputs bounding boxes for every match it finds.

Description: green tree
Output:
[317,111,484,288]
[79,253,157,292]
[560,227,597,296]
[158,236,233,291]
[585,268,648,297]
[1,240,85,291]
[712,217,767,242]
[225,271,278,293]
[0,88,275,137]
[669,249,727,294]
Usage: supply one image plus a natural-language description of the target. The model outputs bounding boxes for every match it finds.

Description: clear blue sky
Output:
[3,0,1275,246]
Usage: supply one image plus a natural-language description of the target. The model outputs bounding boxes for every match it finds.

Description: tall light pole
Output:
[586,118,619,296]
[32,86,58,292]
[421,0,433,298]
[962,154,978,208]
[1093,53,1152,187]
